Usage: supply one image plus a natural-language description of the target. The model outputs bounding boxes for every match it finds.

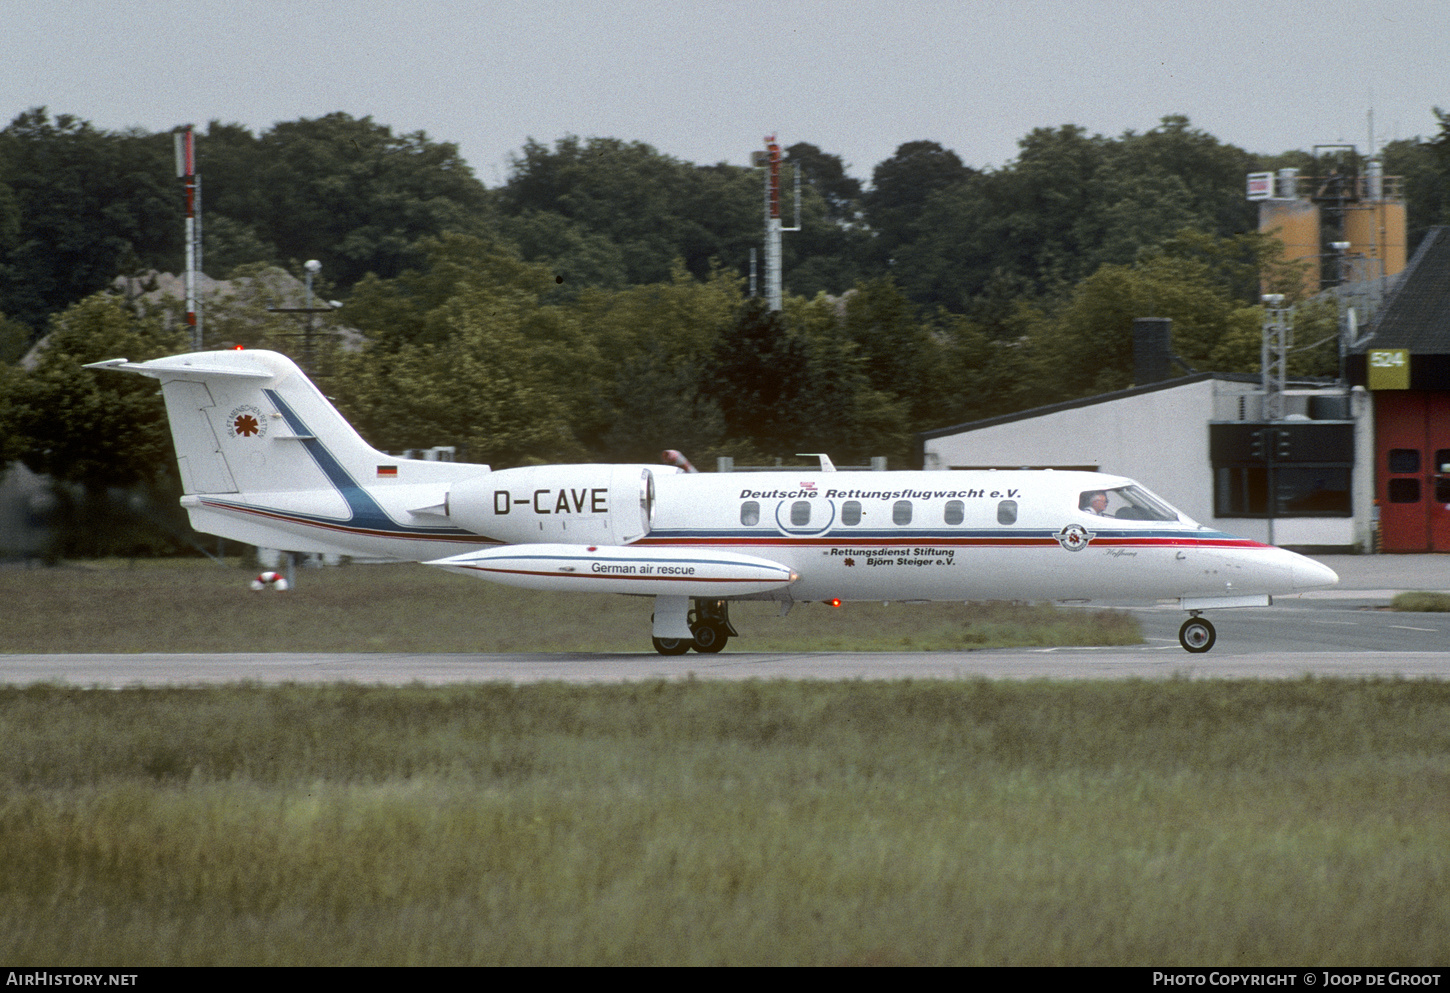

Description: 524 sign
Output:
[1367,349,1410,390]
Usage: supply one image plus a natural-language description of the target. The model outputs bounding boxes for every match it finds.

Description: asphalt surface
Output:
[1125,553,1450,656]
[4,554,1447,686]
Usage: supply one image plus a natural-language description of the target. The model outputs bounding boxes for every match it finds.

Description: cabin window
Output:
[740,501,760,526]
[943,500,964,525]
[997,499,1017,525]
[791,501,812,526]
[893,500,913,525]
[842,500,862,526]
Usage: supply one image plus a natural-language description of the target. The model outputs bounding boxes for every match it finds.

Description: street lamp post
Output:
[266,259,338,376]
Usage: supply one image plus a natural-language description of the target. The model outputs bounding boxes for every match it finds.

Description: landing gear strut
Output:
[652,599,737,655]
[1178,613,1216,653]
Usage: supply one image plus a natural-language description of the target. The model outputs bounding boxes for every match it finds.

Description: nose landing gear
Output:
[1178,613,1217,653]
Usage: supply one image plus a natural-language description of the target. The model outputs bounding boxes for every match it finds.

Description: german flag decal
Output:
[377,466,398,478]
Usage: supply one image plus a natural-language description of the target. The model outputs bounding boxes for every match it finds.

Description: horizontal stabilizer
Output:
[408,501,450,518]
[85,356,275,379]
[426,543,798,597]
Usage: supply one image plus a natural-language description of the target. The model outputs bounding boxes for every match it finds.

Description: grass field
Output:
[1394,592,1450,612]
[0,557,1141,653]
[1,679,1448,966]
[3,560,1445,965]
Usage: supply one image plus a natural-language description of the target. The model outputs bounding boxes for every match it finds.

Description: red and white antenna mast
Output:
[174,126,202,349]
[756,135,800,312]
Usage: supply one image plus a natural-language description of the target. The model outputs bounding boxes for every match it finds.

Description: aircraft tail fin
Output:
[87,349,391,497]
[90,349,491,557]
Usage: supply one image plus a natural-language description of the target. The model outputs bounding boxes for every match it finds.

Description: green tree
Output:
[333,301,587,469]
[785,142,863,225]
[497,210,629,293]
[569,264,740,460]
[772,145,874,298]
[590,341,726,463]
[1382,111,1450,252]
[0,109,181,333]
[785,293,908,463]
[1006,230,1319,409]
[332,236,594,468]
[346,233,558,352]
[0,292,191,555]
[0,311,29,364]
[838,278,927,394]
[862,140,975,271]
[891,117,1259,314]
[498,136,762,288]
[236,113,495,290]
[3,293,186,487]
[709,298,815,454]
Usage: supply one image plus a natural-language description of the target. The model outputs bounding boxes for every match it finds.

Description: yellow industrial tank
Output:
[1343,199,1406,279]
[1259,198,1320,296]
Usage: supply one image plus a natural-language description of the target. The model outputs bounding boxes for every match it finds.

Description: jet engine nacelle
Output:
[446,464,669,545]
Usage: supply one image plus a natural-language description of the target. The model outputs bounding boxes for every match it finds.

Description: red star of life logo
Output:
[233,414,260,437]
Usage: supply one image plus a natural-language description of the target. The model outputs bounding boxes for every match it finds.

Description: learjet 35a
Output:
[90,349,1338,654]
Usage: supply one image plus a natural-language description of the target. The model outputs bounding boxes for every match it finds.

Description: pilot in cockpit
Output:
[1077,485,1180,522]
[1081,490,1109,515]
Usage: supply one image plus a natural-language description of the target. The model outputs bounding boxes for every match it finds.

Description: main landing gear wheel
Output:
[1178,616,1216,654]
[690,620,729,654]
[652,637,693,656]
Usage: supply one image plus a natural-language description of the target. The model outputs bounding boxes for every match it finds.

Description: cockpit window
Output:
[1079,485,1179,521]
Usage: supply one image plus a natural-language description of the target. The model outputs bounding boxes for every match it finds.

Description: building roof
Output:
[917,372,1229,443]
[913,369,1348,466]
[1356,225,1450,354]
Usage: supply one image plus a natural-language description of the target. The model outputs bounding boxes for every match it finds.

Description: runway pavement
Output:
[2,645,1449,686]
[3,554,1447,687]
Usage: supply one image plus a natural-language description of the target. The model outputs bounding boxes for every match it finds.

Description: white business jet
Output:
[89,349,1338,654]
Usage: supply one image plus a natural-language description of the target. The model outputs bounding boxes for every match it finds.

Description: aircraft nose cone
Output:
[1292,557,1339,590]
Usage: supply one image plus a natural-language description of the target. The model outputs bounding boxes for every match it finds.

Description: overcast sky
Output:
[5,0,1445,186]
